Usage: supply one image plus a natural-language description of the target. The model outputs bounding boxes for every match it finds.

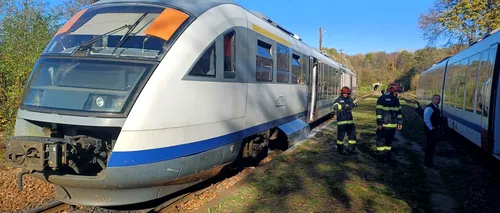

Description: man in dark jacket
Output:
[375,83,403,161]
[423,94,442,169]
[333,86,358,155]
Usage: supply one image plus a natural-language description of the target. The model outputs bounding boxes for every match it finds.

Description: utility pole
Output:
[319,27,323,51]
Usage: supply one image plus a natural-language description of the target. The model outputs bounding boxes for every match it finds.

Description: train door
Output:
[308,57,318,122]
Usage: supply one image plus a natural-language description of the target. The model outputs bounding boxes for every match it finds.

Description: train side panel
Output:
[420,30,500,158]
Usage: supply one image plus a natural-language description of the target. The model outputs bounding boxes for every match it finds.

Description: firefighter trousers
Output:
[337,123,357,152]
[376,127,396,159]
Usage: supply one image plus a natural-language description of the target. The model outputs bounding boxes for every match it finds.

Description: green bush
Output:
[0,0,61,137]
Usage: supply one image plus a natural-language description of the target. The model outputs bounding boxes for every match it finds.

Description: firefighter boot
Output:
[377,151,388,162]
[337,144,347,155]
[347,145,359,155]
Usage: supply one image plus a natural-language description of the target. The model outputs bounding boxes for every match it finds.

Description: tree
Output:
[396,50,415,72]
[419,0,500,46]
[0,0,59,133]
[56,0,93,21]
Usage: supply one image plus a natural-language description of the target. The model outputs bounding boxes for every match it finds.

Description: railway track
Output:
[24,201,73,213]
[25,91,374,213]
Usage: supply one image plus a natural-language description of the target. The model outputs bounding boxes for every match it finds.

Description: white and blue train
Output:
[5,0,357,206]
[417,28,500,158]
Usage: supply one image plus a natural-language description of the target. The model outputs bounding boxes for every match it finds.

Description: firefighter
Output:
[333,86,358,155]
[375,83,403,161]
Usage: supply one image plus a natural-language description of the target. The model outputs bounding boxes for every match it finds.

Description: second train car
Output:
[417,28,499,158]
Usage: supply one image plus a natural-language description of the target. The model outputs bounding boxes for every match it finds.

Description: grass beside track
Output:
[207,95,431,213]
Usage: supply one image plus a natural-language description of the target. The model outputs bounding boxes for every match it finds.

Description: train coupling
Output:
[5,136,111,191]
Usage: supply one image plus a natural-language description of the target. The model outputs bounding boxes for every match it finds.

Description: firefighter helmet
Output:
[341,86,352,94]
[386,82,402,93]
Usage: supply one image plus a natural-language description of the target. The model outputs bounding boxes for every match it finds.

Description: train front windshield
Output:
[21,58,155,114]
[43,4,190,59]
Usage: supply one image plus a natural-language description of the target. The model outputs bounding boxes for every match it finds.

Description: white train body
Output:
[5,0,356,206]
[417,29,499,158]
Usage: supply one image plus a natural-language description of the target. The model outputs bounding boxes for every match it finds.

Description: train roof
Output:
[93,0,236,17]
[422,27,500,75]
[92,0,357,76]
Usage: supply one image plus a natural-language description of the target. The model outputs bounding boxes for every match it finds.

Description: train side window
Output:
[475,49,489,115]
[256,40,273,82]
[450,62,459,107]
[330,66,335,99]
[335,69,340,97]
[323,65,328,99]
[189,44,216,77]
[455,58,468,109]
[276,43,289,83]
[324,65,328,99]
[483,46,497,117]
[327,66,332,99]
[465,53,481,112]
[223,31,236,79]
[292,54,301,84]
[320,64,325,100]
[323,65,330,100]
[334,68,338,98]
[318,64,323,100]
[301,55,307,85]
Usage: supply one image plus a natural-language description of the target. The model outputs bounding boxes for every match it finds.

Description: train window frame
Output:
[188,43,216,78]
[276,43,290,83]
[256,39,274,82]
[223,31,236,79]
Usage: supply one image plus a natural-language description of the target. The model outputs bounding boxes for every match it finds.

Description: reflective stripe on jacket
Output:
[333,96,356,125]
[376,94,402,128]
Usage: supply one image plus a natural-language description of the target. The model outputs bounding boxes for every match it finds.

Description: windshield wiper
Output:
[74,24,131,53]
[111,12,150,55]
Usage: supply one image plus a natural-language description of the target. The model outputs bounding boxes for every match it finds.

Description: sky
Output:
[234,0,437,55]
[48,0,438,55]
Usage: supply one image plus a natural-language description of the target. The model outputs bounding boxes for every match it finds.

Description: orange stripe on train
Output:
[145,8,189,41]
[55,9,88,36]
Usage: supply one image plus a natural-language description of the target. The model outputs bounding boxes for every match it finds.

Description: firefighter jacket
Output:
[376,93,403,128]
[333,96,357,125]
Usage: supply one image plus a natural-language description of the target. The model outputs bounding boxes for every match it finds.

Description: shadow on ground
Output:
[208,95,432,213]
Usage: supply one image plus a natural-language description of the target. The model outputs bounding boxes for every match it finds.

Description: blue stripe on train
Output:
[108,101,340,167]
[108,111,309,167]
[442,111,483,133]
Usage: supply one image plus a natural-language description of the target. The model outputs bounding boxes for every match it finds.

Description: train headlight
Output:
[96,96,105,108]
[112,97,125,110]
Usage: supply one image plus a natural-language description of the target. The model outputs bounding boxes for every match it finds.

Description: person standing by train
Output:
[333,86,358,155]
[423,94,442,169]
[375,83,403,162]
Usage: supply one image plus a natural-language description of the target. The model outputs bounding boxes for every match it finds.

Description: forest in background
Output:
[321,46,457,92]
[0,0,499,136]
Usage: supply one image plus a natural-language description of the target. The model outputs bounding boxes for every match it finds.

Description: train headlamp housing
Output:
[84,94,125,112]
